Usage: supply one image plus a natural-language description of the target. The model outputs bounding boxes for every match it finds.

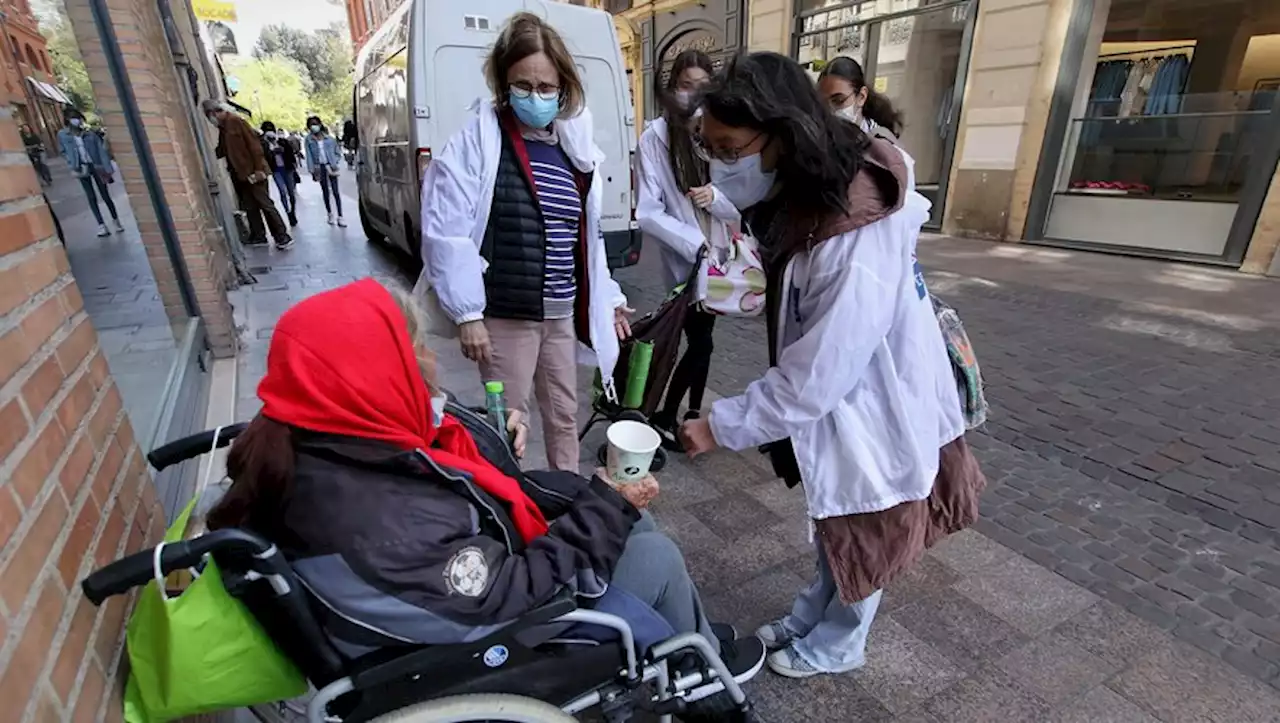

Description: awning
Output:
[26,77,73,105]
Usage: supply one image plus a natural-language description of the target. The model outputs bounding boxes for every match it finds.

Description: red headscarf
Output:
[257,278,549,542]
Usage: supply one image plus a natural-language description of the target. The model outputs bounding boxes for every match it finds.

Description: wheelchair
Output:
[81,406,754,723]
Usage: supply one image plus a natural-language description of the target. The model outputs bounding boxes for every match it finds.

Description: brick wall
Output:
[0,104,167,723]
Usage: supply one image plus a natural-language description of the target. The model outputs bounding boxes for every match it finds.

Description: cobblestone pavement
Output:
[233,180,1280,721]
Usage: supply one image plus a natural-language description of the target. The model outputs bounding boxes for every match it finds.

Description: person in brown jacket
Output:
[202,100,293,249]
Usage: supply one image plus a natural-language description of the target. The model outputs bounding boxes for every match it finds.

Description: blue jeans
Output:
[272,168,297,215]
[316,167,342,215]
[781,540,882,673]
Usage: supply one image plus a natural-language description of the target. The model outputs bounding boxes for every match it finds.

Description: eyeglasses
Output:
[693,130,764,164]
[509,82,560,102]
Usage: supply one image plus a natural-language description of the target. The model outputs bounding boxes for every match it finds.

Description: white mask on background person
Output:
[264,131,277,141]
[310,124,321,134]
[836,103,864,125]
[710,153,776,210]
[69,118,83,128]
[675,89,693,109]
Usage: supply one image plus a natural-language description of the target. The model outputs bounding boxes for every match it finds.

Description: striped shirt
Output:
[526,140,581,320]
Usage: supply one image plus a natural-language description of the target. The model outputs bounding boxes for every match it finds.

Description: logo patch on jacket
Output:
[444,546,489,597]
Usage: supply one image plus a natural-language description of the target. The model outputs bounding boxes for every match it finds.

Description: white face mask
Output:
[264,131,277,141]
[836,103,864,125]
[310,125,321,134]
[429,392,448,427]
[674,89,693,109]
[710,153,776,210]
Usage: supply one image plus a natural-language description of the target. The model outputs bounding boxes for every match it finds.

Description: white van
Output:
[353,0,641,268]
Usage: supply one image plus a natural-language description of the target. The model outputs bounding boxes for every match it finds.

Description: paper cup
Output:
[605,421,662,483]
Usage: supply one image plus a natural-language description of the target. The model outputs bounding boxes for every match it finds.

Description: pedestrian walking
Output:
[304,116,346,227]
[260,121,300,227]
[21,124,52,186]
[57,109,123,237]
[635,49,739,450]
[418,11,633,471]
[203,99,293,249]
[341,119,358,169]
[680,52,986,679]
[817,56,903,143]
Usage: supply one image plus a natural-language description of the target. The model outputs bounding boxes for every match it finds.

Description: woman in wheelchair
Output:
[206,278,764,719]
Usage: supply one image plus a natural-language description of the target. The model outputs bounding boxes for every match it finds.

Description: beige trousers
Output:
[480,317,580,471]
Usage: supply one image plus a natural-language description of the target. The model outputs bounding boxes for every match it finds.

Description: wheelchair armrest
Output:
[350,591,578,690]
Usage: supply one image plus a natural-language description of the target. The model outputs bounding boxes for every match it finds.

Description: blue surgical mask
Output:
[710,153,776,210]
[310,125,321,134]
[509,92,559,130]
[69,118,83,128]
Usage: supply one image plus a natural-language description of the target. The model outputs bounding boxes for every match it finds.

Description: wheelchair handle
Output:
[147,422,248,471]
[81,529,273,606]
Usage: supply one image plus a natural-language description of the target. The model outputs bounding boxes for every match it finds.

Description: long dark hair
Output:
[819,56,903,135]
[658,49,715,193]
[702,52,869,245]
[206,414,296,537]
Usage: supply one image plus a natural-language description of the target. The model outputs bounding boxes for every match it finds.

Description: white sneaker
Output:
[767,646,822,679]
[336,215,347,228]
[275,236,295,250]
[112,219,125,233]
[327,212,335,225]
[755,620,795,651]
[96,223,110,237]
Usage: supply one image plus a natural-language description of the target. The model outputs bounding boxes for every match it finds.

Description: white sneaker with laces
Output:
[767,645,822,679]
[337,215,347,228]
[96,223,110,237]
[755,620,794,651]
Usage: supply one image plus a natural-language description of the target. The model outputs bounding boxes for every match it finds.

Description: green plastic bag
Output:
[123,497,308,723]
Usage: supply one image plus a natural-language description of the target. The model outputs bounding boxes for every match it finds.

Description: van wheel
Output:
[360,200,384,244]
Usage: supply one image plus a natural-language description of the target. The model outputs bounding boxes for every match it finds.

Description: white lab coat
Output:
[709,147,965,521]
[635,116,740,290]
[419,100,628,388]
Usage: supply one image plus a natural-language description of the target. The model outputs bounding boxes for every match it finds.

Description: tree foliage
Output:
[249,22,353,126]
[33,0,96,115]
[225,55,314,130]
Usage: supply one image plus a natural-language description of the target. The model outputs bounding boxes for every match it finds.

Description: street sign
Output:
[193,0,237,23]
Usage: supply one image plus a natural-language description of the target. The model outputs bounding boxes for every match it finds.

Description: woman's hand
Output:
[679,417,719,458]
[596,467,660,509]
[687,185,715,209]
[506,409,529,459]
[614,305,634,340]
[459,320,492,365]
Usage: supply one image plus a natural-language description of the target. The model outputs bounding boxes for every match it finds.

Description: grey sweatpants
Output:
[611,512,718,651]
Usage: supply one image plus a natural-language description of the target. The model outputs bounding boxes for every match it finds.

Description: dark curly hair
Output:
[819,56,903,135]
[657,49,716,193]
[702,52,869,245]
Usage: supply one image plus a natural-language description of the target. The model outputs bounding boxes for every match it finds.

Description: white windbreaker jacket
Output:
[635,116,741,290]
[709,146,965,520]
[419,100,628,387]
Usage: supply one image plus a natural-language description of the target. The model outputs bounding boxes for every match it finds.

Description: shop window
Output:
[1042,0,1280,258]
[24,44,38,69]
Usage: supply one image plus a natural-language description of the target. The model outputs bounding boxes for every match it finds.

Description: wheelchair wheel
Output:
[596,443,668,474]
[367,693,576,723]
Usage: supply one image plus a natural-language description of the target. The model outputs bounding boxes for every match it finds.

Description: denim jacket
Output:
[57,128,112,176]
[304,133,342,173]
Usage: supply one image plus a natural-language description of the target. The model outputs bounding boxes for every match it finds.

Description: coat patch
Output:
[444,546,489,597]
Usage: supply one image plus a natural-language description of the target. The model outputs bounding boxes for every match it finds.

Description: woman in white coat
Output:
[635,49,740,448]
[418,12,631,470]
[681,53,986,679]
[816,56,902,143]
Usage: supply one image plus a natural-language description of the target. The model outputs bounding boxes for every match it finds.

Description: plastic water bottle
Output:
[484,381,508,436]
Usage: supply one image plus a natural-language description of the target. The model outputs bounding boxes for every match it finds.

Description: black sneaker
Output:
[718,635,766,684]
[711,623,738,644]
[287,211,298,227]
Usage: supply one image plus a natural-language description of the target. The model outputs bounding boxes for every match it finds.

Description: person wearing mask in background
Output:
[261,121,300,227]
[419,12,633,472]
[682,52,985,680]
[58,109,123,237]
[635,50,739,450]
[817,56,903,143]
[202,99,293,250]
[305,116,346,227]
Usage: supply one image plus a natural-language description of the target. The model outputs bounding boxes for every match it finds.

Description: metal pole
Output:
[87,0,200,319]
